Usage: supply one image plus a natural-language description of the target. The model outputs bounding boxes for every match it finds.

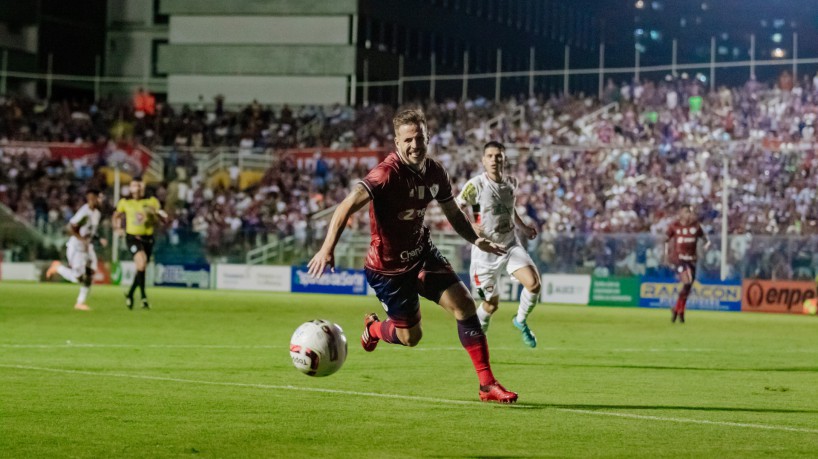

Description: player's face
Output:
[680,208,692,224]
[130,181,144,199]
[86,193,100,209]
[394,123,428,171]
[482,147,505,178]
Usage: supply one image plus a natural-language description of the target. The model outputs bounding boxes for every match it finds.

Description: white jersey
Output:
[457,173,520,250]
[67,203,101,250]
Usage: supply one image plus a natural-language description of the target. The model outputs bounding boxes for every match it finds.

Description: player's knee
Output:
[483,299,499,314]
[402,330,423,347]
[528,280,541,295]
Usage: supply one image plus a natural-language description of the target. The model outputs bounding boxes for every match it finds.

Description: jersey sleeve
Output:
[457,177,480,206]
[665,223,676,240]
[429,161,454,203]
[115,198,126,213]
[148,197,161,210]
[360,164,390,199]
[69,205,88,226]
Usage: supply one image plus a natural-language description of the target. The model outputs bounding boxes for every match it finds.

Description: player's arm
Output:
[144,198,169,223]
[456,180,484,236]
[307,183,372,278]
[439,199,506,256]
[113,200,126,235]
[513,207,537,240]
[68,222,85,242]
[700,226,711,250]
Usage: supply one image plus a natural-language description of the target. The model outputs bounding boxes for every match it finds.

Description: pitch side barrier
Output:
[56,262,812,316]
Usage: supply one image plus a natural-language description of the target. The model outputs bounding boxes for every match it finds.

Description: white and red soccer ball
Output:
[289,320,348,377]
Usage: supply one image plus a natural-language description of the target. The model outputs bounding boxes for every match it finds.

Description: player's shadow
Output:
[507,401,818,413]
[509,402,818,414]
[498,361,818,373]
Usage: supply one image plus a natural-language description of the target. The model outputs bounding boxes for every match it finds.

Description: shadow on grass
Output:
[496,361,818,373]
[508,402,818,414]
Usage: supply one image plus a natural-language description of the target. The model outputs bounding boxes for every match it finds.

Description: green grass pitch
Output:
[1,282,817,458]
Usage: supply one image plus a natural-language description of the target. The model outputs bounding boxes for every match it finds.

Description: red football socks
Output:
[457,315,495,386]
[369,319,401,344]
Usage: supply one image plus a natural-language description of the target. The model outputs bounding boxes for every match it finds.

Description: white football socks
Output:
[77,286,90,305]
[476,302,493,330]
[515,288,539,324]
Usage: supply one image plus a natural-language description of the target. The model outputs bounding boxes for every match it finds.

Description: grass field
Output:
[2,282,817,458]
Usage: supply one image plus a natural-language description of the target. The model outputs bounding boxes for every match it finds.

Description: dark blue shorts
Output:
[365,244,461,329]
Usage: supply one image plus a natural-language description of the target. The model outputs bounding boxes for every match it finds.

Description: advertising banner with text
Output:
[215,264,291,292]
[541,274,591,305]
[589,276,640,307]
[1,142,152,174]
[639,278,742,312]
[153,263,211,289]
[741,279,817,314]
[291,267,367,295]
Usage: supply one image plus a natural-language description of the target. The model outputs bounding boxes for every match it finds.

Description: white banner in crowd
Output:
[0,262,39,281]
[540,274,592,305]
[215,264,291,292]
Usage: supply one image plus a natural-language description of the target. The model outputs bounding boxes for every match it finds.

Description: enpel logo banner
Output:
[741,279,817,314]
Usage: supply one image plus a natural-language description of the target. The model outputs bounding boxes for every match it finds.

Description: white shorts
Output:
[470,244,536,300]
[66,239,98,278]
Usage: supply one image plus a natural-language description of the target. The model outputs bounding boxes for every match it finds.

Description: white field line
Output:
[2,364,817,434]
[1,343,816,354]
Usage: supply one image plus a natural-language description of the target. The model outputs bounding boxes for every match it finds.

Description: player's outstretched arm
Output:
[307,183,372,278]
[514,208,537,240]
[440,199,506,256]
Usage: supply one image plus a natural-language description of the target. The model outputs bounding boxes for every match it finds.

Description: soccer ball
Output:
[803,298,818,315]
[289,320,348,377]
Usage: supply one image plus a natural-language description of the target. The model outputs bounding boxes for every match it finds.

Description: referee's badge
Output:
[430,184,439,198]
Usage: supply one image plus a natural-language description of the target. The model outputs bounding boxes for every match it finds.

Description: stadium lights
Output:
[635,0,645,9]
[772,48,786,58]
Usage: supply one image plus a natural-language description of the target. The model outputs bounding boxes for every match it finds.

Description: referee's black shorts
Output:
[125,234,155,261]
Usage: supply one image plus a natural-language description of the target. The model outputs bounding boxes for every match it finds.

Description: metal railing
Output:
[199,151,276,177]
[246,235,296,265]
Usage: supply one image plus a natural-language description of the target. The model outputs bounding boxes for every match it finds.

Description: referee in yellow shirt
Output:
[114,177,166,309]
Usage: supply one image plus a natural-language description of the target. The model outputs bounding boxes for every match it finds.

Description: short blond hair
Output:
[392,108,427,134]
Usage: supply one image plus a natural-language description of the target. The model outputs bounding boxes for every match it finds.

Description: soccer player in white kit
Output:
[46,188,107,311]
[457,141,542,347]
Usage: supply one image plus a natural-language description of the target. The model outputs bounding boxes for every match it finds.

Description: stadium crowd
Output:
[2,72,818,276]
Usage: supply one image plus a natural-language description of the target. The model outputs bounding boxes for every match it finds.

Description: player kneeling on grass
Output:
[308,109,518,403]
[47,188,107,311]
[457,141,541,347]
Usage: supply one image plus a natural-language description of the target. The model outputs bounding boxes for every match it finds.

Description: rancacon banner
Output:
[639,278,741,312]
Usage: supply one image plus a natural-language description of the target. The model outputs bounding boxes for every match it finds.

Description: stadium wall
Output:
[157,0,357,106]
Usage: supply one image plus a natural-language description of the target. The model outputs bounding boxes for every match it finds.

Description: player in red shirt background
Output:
[664,206,711,323]
[308,109,518,403]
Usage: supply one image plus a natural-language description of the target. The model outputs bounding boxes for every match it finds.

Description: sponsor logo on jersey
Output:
[400,244,424,261]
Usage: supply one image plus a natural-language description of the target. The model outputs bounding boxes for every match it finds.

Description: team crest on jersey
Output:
[429,184,439,198]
